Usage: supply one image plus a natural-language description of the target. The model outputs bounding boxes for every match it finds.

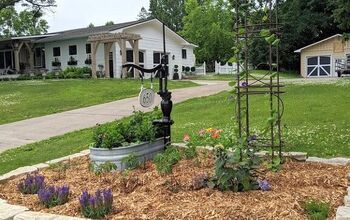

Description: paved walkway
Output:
[0,80,230,153]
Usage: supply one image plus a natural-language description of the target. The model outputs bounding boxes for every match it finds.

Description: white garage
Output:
[295,34,350,78]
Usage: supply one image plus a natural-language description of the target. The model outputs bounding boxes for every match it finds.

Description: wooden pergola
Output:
[13,40,34,72]
[88,33,142,78]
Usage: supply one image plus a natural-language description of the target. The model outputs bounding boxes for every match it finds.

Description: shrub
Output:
[154,147,181,175]
[185,66,191,72]
[304,200,330,220]
[58,67,91,79]
[121,153,140,170]
[17,174,45,194]
[182,145,197,159]
[79,189,113,219]
[91,161,118,175]
[173,72,179,80]
[191,67,196,72]
[92,109,162,149]
[38,186,70,208]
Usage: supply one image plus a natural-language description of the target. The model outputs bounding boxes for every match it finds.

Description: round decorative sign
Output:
[139,88,155,108]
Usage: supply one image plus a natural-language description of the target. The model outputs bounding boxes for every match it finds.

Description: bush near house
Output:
[14,67,92,81]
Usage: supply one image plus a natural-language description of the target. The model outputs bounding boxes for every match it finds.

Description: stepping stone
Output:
[14,211,85,220]
[345,196,350,207]
[0,166,38,183]
[283,152,308,161]
[0,203,28,220]
[307,157,350,165]
[337,206,350,220]
[0,199,6,204]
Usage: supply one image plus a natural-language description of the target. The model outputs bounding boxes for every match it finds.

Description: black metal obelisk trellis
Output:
[122,23,173,147]
[235,0,284,161]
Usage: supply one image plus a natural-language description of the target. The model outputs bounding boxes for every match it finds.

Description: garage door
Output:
[307,56,331,77]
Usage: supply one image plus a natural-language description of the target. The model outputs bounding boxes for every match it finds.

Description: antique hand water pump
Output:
[122,23,173,146]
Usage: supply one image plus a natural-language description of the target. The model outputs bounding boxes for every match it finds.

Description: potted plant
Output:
[90,109,164,171]
[52,58,61,67]
[85,58,92,65]
[67,56,78,66]
[173,65,179,80]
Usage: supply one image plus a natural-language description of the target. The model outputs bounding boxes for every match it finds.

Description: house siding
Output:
[114,20,196,79]
[42,21,195,79]
[44,38,106,72]
[300,36,350,78]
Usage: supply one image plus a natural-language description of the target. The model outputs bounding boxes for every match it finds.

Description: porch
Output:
[0,39,45,75]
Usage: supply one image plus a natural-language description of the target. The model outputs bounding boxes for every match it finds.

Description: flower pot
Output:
[90,138,164,171]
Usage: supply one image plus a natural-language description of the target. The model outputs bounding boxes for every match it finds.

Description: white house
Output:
[0,18,197,79]
[294,34,350,78]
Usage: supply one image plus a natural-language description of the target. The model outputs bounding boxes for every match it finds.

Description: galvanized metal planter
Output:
[90,138,164,171]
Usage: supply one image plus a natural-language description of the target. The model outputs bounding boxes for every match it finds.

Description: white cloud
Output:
[43,0,150,32]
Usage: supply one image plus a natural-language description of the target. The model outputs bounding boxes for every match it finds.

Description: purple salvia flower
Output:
[79,189,113,218]
[38,185,70,208]
[18,174,45,194]
[258,180,271,191]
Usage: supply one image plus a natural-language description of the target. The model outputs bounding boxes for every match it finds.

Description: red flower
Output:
[183,134,190,142]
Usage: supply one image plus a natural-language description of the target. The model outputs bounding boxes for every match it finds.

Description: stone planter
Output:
[90,138,164,171]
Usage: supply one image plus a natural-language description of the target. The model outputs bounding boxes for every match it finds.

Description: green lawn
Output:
[1,80,349,174]
[187,70,300,81]
[0,79,197,125]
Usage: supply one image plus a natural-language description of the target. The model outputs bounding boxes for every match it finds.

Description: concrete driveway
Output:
[0,80,230,153]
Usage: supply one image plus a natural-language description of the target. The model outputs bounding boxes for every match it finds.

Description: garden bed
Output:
[0,151,348,219]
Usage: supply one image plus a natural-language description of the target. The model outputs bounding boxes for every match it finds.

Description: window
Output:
[0,52,4,69]
[126,50,145,63]
[69,45,77,55]
[153,52,168,65]
[126,50,133,63]
[86,44,91,54]
[53,47,60,57]
[306,56,331,77]
[182,49,187,59]
[34,47,45,67]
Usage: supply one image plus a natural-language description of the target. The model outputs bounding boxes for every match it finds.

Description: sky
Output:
[42,0,150,32]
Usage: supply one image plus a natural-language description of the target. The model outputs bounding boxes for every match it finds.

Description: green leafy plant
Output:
[154,147,181,175]
[92,161,118,176]
[185,127,260,192]
[182,145,197,159]
[304,200,330,220]
[121,153,140,170]
[92,108,162,149]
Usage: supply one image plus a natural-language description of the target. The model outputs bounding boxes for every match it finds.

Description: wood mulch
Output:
[0,151,349,220]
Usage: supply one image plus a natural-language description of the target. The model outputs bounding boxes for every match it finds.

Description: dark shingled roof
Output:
[36,19,152,43]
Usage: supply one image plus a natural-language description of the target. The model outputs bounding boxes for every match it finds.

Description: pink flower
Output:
[199,129,205,136]
[183,134,190,142]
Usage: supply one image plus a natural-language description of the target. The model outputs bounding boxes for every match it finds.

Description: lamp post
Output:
[122,23,173,146]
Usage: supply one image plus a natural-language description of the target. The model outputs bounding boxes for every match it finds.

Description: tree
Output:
[105,21,114,26]
[0,0,56,11]
[181,0,234,70]
[137,7,150,20]
[330,0,350,31]
[149,0,185,32]
[88,23,95,28]
[243,0,341,70]
[0,6,48,37]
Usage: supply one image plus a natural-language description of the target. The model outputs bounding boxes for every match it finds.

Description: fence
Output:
[215,61,237,74]
[194,62,206,75]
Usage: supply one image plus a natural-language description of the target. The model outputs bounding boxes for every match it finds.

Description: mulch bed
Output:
[0,151,349,220]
